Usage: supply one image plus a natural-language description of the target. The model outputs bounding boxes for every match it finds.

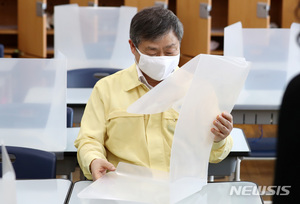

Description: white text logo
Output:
[229,185,291,196]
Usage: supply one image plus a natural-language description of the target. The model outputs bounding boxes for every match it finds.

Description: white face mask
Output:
[135,48,180,81]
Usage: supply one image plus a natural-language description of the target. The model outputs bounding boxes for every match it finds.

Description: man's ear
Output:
[128,39,136,55]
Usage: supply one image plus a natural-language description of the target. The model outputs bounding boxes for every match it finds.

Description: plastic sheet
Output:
[0,57,67,151]
[78,54,250,203]
[0,144,16,204]
[129,54,250,203]
[54,5,137,70]
[78,162,170,203]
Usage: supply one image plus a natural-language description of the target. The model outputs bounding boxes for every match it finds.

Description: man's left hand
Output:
[211,112,233,142]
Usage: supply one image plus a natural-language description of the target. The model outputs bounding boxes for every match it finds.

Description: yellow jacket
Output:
[74,64,233,180]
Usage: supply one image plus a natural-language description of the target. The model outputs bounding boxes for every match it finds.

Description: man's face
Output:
[129,31,180,63]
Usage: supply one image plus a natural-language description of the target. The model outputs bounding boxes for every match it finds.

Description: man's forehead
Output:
[142,42,178,50]
[145,43,177,50]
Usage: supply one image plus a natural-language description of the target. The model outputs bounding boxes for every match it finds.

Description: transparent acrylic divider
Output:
[224,22,300,92]
[0,144,17,204]
[78,54,250,203]
[0,57,67,151]
[54,4,137,70]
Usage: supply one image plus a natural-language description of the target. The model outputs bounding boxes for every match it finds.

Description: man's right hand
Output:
[90,158,116,181]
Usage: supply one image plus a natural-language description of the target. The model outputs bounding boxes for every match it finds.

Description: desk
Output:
[0,179,72,204]
[67,88,92,124]
[232,89,282,124]
[66,127,81,152]
[67,88,92,105]
[68,181,263,204]
[56,128,81,178]
[67,88,281,125]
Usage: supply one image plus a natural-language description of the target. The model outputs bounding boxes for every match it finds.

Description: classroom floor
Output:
[70,124,277,203]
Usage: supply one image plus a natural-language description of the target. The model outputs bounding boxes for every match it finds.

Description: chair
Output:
[247,137,277,157]
[244,125,277,159]
[67,106,74,127]
[208,157,237,182]
[0,146,56,179]
[67,68,121,88]
[0,44,4,58]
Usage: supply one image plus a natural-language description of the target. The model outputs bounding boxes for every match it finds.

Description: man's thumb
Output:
[103,161,116,171]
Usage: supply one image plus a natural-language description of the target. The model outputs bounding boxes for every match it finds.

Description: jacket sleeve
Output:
[74,85,108,180]
[209,135,233,163]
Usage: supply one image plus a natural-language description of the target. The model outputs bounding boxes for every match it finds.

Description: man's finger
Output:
[217,115,232,127]
[221,112,233,122]
[102,160,116,171]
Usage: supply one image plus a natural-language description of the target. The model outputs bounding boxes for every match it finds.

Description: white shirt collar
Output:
[136,65,153,90]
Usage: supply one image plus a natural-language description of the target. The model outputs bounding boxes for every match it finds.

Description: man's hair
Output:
[130,6,184,47]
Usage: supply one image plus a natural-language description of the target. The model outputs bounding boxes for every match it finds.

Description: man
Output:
[74,6,233,181]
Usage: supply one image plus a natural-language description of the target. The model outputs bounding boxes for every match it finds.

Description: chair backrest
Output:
[67,68,121,88]
[67,107,74,127]
[0,44,4,58]
[0,146,56,179]
[208,157,237,177]
[247,137,277,157]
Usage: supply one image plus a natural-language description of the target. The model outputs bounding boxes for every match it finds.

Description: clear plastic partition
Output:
[0,58,67,151]
[0,144,16,204]
[224,22,300,91]
[54,5,137,70]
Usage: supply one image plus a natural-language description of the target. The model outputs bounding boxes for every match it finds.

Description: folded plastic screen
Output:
[54,5,137,70]
[78,54,250,203]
